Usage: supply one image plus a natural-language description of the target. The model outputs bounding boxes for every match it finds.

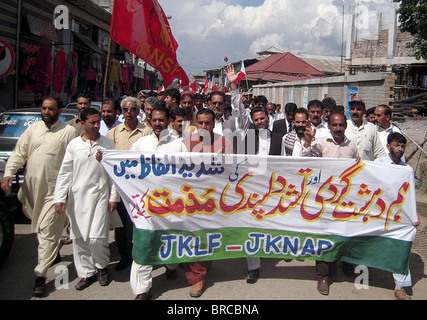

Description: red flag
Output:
[110,0,189,87]
[203,76,208,94]
[190,81,197,92]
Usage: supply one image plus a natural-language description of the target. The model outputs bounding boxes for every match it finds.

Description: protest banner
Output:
[101,151,418,274]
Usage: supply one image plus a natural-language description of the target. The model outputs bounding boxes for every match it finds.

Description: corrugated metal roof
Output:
[294,52,343,75]
[245,52,326,82]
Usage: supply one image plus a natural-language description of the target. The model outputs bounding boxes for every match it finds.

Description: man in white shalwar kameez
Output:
[1,97,78,296]
[124,105,187,300]
[54,108,120,290]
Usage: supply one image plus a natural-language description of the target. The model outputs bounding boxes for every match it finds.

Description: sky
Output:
[158,0,398,81]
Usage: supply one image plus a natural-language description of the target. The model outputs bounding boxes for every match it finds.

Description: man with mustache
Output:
[99,98,121,136]
[183,108,234,297]
[130,105,188,300]
[54,108,120,291]
[307,100,329,139]
[374,132,416,300]
[345,98,386,161]
[226,65,282,282]
[272,102,297,140]
[374,104,402,153]
[179,91,197,134]
[169,107,187,138]
[281,108,310,156]
[106,97,152,273]
[302,112,359,295]
[142,96,161,131]
[1,97,78,296]
[67,93,92,135]
[321,97,336,124]
[207,91,236,136]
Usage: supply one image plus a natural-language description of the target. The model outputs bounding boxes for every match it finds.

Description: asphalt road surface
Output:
[0,230,426,303]
[1,192,426,304]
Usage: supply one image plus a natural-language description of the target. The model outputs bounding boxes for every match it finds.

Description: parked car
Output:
[0,159,13,267]
[65,101,102,111]
[0,108,78,267]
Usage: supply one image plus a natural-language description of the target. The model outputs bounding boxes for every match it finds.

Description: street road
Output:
[1,216,426,303]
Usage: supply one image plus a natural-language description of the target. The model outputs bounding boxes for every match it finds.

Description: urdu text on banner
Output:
[101,151,418,274]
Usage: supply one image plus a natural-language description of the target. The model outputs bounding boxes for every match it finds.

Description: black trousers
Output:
[315,261,337,280]
[115,200,133,262]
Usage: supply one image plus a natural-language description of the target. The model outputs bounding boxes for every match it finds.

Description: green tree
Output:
[394,0,427,59]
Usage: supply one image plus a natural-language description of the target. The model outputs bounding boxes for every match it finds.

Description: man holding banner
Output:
[130,105,187,300]
[106,97,151,272]
[302,112,359,295]
[226,64,282,282]
[183,108,234,297]
[375,132,417,300]
[54,108,120,291]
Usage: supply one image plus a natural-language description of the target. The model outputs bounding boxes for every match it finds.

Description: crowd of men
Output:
[0,66,418,300]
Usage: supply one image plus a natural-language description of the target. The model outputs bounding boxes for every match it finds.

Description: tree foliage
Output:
[394,0,427,59]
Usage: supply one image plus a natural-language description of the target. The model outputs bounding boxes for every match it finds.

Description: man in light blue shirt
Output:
[99,99,122,136]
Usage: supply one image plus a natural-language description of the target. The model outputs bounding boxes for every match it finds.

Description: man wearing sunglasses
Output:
[106,97,152,273]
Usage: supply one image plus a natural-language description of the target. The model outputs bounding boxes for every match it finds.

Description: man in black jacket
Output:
[226,64,283,283]
[272,102,298,139]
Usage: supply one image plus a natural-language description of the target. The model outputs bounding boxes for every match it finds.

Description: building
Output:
[345,3,427,107]
[0,0,163,110]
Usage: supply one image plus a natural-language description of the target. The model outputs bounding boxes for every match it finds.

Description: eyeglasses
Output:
[122,107,137,112]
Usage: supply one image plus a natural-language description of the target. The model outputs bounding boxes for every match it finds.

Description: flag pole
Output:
[103,37,112,101]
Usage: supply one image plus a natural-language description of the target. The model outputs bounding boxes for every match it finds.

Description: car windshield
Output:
[0,113,75,137]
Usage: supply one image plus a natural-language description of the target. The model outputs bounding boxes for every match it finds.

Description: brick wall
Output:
[352,29,416,59]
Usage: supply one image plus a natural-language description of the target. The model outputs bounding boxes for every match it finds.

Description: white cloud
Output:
[157,0,395,78]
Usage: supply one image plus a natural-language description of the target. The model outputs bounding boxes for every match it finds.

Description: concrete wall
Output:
[252,72,396,112]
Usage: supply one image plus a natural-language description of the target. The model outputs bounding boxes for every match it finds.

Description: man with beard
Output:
[281,108,310,156]
[30,90,44,108]
[54,108,120,291]
[302,112,359,296]
[99,98,121,136]
[207,91,236,136]
[374,132,417,300]
[180,91,197,134]
[1,97,78,296]
[67,94,92,135]
[345,98,386,161]
[129,105,187,300]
